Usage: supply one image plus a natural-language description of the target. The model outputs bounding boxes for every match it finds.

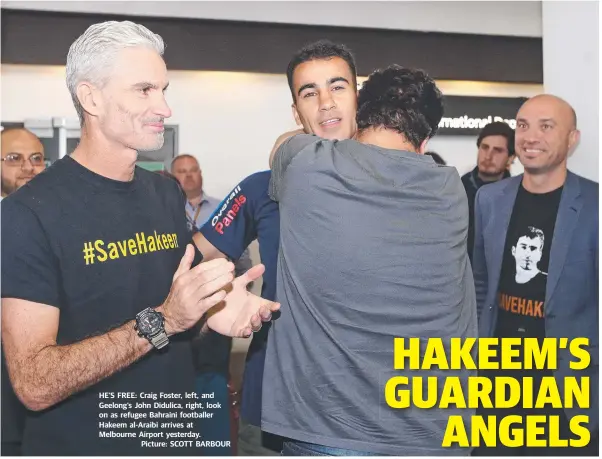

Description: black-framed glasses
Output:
[1,153,45,167]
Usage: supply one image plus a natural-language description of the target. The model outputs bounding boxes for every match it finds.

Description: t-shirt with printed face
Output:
[264,134,477,456]
[1,156,199,456]
[493,184,563,395]
[496,185,563,341]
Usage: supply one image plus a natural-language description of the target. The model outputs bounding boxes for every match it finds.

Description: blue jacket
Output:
[473,171,599,430]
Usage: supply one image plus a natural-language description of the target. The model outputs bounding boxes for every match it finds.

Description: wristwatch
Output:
[135,308,169,349]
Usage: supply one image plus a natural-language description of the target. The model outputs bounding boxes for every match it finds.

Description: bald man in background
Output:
[473,94,599,455]
[1,128,46,455]
[1,128,46,200]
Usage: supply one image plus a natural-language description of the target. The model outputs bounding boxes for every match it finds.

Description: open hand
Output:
[206,264,280,337]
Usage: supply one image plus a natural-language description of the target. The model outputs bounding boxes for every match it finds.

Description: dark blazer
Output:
[461,167,510,262]
[473,171,599,431]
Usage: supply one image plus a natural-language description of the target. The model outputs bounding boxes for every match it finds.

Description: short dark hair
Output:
[476,122,515,156]
[356,65,443,150]
[425,151,446,166]
[516,226,545,250]
[286,39,357,102]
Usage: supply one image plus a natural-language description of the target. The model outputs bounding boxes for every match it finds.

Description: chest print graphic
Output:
[511,226,548,285]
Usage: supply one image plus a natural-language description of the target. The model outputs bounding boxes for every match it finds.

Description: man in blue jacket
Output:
[472,94,598,455]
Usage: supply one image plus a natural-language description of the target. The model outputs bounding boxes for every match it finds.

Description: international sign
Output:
[437,96,528,136]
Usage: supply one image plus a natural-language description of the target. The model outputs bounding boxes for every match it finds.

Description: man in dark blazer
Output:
[472,94,598,456]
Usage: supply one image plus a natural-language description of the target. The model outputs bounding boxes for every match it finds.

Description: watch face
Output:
[138,311,163,335]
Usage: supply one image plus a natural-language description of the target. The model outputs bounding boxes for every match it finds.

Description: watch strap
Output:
[150,331,169,349]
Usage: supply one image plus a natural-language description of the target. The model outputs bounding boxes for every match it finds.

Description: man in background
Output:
[1,128,46,199]
[1,127,46,455]
[461,121,515,261]
[170,154,253,274]
[193,40,359,455]
[172,154,220,231]
[171,152,252,456]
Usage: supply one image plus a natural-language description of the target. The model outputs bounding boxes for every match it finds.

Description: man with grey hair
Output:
[1,20,279,456]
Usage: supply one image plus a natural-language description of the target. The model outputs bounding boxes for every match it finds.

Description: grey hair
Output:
[66,21,165,126]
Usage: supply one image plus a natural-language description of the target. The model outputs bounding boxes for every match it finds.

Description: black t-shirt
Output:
[496,184,563,340]
[493,184,563,401]
[1,156,199,455]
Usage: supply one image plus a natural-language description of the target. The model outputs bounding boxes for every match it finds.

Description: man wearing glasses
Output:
[1,128,46,200]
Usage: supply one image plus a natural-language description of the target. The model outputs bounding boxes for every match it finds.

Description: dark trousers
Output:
[195,372,232,456]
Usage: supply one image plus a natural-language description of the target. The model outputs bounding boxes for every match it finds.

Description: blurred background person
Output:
[172,154,220,232]
[170,154,253,274]
[461,122,515,262]
[1,128,46,200]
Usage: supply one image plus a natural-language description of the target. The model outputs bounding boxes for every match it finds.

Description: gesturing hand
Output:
[159,244,235,336]
[206,264,280,338]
